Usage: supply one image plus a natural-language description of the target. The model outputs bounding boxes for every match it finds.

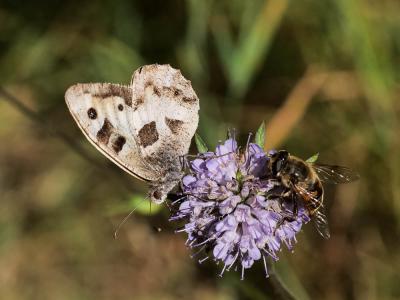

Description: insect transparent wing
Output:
[313,164,360,184]
[294,185,330,238]
[313,205,331,239]
[294,185,321,211]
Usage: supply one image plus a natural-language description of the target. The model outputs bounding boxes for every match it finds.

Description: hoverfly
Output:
[268,150,359,238]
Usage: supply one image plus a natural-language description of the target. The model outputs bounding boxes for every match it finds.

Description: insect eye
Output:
[274,157,287,174]
[152,190,162,200]
[278,150,289,161]
[275,160,283,172]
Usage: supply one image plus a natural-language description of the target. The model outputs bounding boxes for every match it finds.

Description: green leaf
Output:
[255,121,266,149]
[195,132,208,153]
[107,194,162,216]
[129,195,162,215]
[306,153,319,163]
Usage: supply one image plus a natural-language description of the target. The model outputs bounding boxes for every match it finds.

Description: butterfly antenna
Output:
[113,195,149,239]
[113,209,136,239]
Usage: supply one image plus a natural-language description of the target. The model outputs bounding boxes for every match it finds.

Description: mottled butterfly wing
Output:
[128,64,199,162]
[65,83,155,181]
[65,64,199,202]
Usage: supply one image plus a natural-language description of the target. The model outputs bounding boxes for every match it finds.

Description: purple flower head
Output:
[170,136,310,279]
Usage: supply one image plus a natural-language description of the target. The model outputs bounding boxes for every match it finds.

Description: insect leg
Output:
[179,155,190,171]
[273,192,297,236]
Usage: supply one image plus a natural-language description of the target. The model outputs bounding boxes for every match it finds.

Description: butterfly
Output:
[65,64,199,203]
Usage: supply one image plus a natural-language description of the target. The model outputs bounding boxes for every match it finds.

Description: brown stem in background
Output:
[260,259,298,300]
[268,274,297,300]
[264,67,329,150]
[0,86,138,194]
[0,87,101,167]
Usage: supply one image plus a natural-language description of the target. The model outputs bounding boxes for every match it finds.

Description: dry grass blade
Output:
[265,67,329,149]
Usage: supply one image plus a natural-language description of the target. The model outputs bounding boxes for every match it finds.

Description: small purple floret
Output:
[170,137,310,279]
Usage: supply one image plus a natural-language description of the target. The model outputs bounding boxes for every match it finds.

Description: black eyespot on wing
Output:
[152,190,162,200]
[118,104,124,111]
[87,108,97,119]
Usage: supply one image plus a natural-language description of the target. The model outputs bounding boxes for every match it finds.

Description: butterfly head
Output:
[149,169,183,204]
[149,188,167,204]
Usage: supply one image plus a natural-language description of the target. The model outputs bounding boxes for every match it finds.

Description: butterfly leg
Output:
[179,155,191,172]
[178,155,185,170]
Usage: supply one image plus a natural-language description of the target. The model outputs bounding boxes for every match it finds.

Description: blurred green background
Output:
[1,0,399,299]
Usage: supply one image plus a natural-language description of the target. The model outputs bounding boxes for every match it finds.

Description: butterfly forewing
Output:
[65,83,156,181]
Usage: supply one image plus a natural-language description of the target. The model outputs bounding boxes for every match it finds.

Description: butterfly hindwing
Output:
[129,65,199,160]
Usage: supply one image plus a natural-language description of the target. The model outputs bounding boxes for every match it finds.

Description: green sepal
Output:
[195,132,208,153]
[306,153,319,163]
[255,121,266,149]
